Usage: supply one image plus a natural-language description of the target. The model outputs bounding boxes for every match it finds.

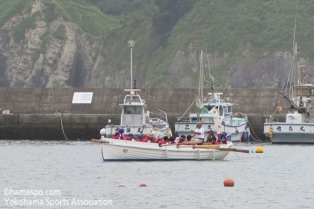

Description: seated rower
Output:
[179,135,186,143]
[112,131,120,139]
[205,130,217,144]
[161,136,168,144]
[221,132,227,144]
[168,136,175,144]
[142,134,151,142]
[190,122,205,144]
[114,128,125,139]
[125,133,134,141]
[183,135,192,143]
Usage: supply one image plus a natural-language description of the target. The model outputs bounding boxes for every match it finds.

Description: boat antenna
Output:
[128,40,135,89]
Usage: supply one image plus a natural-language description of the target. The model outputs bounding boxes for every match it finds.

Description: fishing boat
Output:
[263,64,314,144]
[104,88,172,138]
[103,40,171,138]
[263,13,314,144]
[175,92,248,142]
[175,51,248,142]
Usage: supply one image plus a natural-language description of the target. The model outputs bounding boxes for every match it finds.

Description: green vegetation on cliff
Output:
[2,0,314,87]
[3,0,313,57]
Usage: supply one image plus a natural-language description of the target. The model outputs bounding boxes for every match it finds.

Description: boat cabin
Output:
[186,92,233,123]
[292,84,314,107]
[206,93,233,117]
[120,89,147,126]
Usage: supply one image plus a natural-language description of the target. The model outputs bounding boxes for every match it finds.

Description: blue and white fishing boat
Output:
[175,91,248,142]
[175,51,248,142]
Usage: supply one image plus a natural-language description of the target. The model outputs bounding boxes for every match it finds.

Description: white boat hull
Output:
[104,125,152,136]
[104,125,172,138]
[175,122,247,142]
[101,138,232,161]
[264,123,314,144]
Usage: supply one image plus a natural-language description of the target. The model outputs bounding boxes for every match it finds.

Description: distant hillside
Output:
[0,0,313,88]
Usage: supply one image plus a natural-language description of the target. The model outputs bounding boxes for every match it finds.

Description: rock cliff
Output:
[0,0,312,89]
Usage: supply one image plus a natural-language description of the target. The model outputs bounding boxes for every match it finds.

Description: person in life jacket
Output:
[118,128,125,139]
[168,136,175,144]
[142,134,151,142]
[206,130,217,144]
[183,135,192,143]
[112,131,120,139]
[221,132,227,144]
[125,133,133,141]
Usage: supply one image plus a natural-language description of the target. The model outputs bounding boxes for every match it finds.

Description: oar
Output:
[193,147,250,153]
[176,144,219,149]
[193,145,220,149]
[217,148,250,153]
[158,143,177,147]
[91,138,101,143]
[189,145,250,153]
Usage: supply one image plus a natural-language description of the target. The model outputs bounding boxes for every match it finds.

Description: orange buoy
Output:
[118,184,126,187]
[224,178,234,187]
[139,183,147,187]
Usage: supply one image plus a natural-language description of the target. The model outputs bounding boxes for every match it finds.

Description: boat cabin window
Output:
[191,117,198,122]
[125,95,141,103]
[303,89,309,96]
[124,106,142,114]
[206,105,214,111]
[296,88,302,96]
[295,87,313,97]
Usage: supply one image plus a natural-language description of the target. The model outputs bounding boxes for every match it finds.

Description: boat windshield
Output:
[125,95,142,103]
[124,106,143,114]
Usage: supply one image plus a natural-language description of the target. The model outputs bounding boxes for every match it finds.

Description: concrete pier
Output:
[0,88,288,140]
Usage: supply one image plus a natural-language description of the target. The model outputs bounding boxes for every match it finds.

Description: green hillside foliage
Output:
[2,0,314,87]
[51,0,122,37]
[0,0,34,27]
[167,0,311,56]
[152,0,197,45]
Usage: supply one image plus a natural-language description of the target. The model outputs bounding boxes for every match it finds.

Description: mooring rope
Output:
[247,121,262,142]
[58,113,70,140]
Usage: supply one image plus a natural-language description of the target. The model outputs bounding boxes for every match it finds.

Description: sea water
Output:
[0,140,313,209]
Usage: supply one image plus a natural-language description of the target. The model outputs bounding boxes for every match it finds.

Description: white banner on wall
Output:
[72,92,93,104]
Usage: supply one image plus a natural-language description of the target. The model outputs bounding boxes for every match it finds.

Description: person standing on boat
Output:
[191,122,205,144]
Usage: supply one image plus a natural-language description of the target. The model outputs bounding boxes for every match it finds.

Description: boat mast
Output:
[286,0,299,98]
[281,0,300,109]
[199,50,204,105]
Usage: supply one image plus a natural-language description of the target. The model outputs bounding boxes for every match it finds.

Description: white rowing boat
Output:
[95,136,234,161]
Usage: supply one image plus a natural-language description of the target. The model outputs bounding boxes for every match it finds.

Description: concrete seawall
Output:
[0,88,288,140]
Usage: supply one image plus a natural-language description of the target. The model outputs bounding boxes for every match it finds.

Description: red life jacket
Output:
[142,137,149,142]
